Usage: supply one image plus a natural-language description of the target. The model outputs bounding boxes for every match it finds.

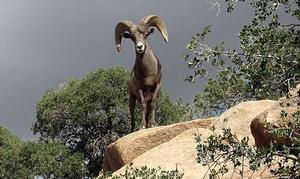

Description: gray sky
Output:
[0,0,253,140]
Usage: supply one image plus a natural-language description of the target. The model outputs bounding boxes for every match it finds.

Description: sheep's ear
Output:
[115,20,136,52]
[122,31,131,38]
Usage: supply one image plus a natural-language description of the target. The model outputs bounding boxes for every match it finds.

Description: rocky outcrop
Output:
[211,100,277,145]
[100,85,299,178]
[251,85,300,148]
[111,128,213,178]
[102,118,214,172]
[112,128,273,178]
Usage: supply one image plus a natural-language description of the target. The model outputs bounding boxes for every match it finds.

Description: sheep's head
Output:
[115,15,168,54]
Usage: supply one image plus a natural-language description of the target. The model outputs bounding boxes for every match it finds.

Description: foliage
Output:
[195,109,300,178]
[20,141,88,179]
[98,163,184,179]
[188,1,300,176]
[33,66,189,176]
[0,127,23,178]
[195,129,254,178]
[0,126,87,178]
[184,0,300,116]
[156,94,191,125]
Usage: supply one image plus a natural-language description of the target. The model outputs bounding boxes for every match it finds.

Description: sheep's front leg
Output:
[150,83,161,127]
[139,89,147,129]
[129,93,137,132]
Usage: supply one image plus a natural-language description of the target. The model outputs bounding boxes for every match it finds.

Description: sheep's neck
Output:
[135,43,158,70]
[134,43,160,86]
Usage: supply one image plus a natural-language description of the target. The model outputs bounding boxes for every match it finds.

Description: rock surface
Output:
[100,93,299,178]
[211,100,277,145]
[112,128,273,179]
[251,86,300,147]
[102,118,214,172]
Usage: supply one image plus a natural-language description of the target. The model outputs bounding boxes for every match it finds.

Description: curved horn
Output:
[139,15,168,42]
[115,20,136,52]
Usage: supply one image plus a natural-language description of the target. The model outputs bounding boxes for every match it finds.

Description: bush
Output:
[0,126,87,178]
[99,163,184,179]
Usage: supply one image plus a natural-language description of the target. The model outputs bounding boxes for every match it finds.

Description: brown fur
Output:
[115,15,168,132]
[128,43,162,132]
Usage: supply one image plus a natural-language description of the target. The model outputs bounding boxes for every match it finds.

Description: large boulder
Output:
[102,118,214,172]
[112,128,273,178]
[211,100,277,145]
[99,96,299,178]
[251,85,300,148]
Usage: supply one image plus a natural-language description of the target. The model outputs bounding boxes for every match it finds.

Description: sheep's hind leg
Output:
[129,93,136,132]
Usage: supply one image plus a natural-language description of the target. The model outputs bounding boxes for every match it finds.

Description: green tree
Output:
[33,66,189,176]
[184,1,300,177]
[19,141,88,178]
[184,0,300,116]
[0,126,23,178]
[0,126,87,178]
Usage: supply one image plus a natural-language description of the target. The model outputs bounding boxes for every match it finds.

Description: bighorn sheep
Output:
[115,15,168,132]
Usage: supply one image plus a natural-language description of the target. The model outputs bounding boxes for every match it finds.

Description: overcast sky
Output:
[0,0,254,140]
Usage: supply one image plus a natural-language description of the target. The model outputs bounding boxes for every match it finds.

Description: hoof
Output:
[150,121,157,128]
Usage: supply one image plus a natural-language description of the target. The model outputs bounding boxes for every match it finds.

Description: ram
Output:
[115,15,168,132]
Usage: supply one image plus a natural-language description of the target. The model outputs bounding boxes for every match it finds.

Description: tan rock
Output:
[211,100,277,145]
[251,102,299,148]
[102,118,214,172]
[112,128,273,179]
[251,85,300,148]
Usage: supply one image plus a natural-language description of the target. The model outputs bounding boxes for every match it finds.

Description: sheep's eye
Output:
[122,31,131,38]
[146,28,155,36]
